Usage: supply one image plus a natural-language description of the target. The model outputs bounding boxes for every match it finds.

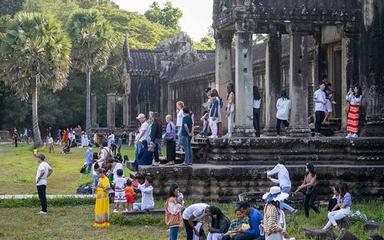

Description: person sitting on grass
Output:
[323,182,352,231]
[328,184,341,212]
[113,169,127,213]
[224,209,249,239]
[206,206,231,240]
[133,175,154,211]
[124,179,135,211]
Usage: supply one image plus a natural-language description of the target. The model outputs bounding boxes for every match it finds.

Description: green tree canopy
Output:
[0,12,71,146]
[144,1,182,29]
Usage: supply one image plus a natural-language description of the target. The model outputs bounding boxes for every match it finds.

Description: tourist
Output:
[150,112,162,166]
[94,168,111,227]
[328,185,341,212]
[276,91,291,136]
[323,182,352,230]
[93,130,100,147]
[226,83,235,138]
[208,89,220,139]
[164,114,176,165]
[262,186,289,240]
[107,131,115,148]
[182,203,209,240]
[313,82,327,136]
[71,130,77,147]
[134,140,154,171]
[47,134,54,153]
[207,206,231,240]
[92,152,100,194]
[253,86,261,137]
[346,85,362,139]
[199,110,209,137]
[133,175,154,211]
[61,128,68,145]
[97,141,112,167]
[323,93,336,124]
[165,183,184,240]
[180,107,193,165]
[134,113,149,162]
[227,201,263,240]
[12,128,18,147]
[223,209,249,239]
[128,131,134,147]
[294,163,320,217]
[113,169,128,213]
[35,153,53,214]
[56,129,61,145]
[124,179,135,211]
[175,101,185,150]
[267,159,296,213]
[112,158,124,180]
[61,142,70,154]
[117,136,123,154]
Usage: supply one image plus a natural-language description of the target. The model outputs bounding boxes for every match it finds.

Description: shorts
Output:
[114,191,126,203]
[126,195,135,203]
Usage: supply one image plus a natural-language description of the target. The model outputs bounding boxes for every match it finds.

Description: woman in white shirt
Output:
[276,91,291,136]
[253,86,262,137]
[226,83,235,138]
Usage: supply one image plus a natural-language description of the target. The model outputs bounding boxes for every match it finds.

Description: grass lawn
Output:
[0,143,134,195]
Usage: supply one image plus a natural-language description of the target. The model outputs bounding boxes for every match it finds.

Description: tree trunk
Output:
[85,70,92,133]
[31,77,43,148]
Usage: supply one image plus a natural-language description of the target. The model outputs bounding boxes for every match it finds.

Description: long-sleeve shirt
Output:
[267,164,291,189]
[244,208,263,238]
[210,215,230,234]
[85,149,93,164]
[138,184,154,210]
[338,192,352,208]
[264,204,281,234]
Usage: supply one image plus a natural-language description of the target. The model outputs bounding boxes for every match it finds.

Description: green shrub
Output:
[0,197,94,208]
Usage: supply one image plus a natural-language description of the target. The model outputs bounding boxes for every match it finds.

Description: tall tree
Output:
[67,9,115,133]
[144,1,182,29]
[0,13,71,147]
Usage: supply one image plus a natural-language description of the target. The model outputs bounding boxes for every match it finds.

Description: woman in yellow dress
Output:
[94,168,111,227]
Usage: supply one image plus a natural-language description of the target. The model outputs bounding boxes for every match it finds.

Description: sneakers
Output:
[351,133,358,138]
[345,133,352,139]
[38,211,47,215]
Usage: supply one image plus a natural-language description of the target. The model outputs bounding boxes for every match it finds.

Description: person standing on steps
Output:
[276,91,291,136]
[226,83,235,138]
[35,153,53,215]
[313,82,327,136]
[253,86,262,138]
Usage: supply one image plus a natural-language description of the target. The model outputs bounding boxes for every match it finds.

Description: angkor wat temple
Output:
[101,0,384,200]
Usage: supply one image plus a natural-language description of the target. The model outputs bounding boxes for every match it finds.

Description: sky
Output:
[112,0,213,41]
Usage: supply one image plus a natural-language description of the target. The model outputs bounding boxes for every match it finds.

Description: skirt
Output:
[94,193,110,227]
[347,104,360,133]
[126,195,135,203]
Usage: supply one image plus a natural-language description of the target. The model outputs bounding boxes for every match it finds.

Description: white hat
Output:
[136,113,145,119]
[262,186,289,202]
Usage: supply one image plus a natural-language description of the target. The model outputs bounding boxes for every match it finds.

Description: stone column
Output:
[91,94,97,128]
[287,29,311,137]
[107,93,116,130]
[123,93,130,127]
[359,0,384,136]
[215,31,233,131]
[233,25,254,136]
[263,33,282,135]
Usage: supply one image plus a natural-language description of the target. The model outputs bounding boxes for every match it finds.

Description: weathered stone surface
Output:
[364,221,382,233]
[336,229,359,240]
[303,228,337,240]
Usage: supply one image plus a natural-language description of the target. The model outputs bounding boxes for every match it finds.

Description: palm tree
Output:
[0,13,71,147]
[67,9,115,133]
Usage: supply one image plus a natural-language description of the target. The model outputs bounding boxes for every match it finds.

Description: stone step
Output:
[0,194,95,200]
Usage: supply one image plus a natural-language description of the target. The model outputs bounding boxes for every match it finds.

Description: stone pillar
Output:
[359,0,384,136]
[123,93,130,127]
[287,29,311,137]
[215,31,233,131]
[233,25,254,136]
[91,94,97,128]
[263,33,282,135]
[341,35,359,130]
[107,93,116,130]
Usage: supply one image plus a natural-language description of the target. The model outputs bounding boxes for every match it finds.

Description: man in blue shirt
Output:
[223,201,264,240]
[85,147,93,174]
[180,107,193,165]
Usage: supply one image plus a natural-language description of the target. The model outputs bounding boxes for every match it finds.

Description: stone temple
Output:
[99,0,384,201]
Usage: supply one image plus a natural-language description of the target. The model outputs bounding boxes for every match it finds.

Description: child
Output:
[112,159,124,180]
[224,209,250,239]
[132,174,144,193]
[47,135,54,153]
[113,169,127,213]
[133,175,154,211]
[164,115,176,165]
[125,179,135,211]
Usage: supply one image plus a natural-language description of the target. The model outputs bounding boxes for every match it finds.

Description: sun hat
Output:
[262,186,289,202]
[136,113,145,119]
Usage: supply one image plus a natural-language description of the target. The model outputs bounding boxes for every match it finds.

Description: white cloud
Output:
[112,0,213,41]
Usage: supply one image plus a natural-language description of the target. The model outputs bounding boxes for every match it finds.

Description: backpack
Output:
[76,182,93,195]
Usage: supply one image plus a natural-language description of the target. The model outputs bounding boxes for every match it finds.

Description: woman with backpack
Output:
[165,183,184,240]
